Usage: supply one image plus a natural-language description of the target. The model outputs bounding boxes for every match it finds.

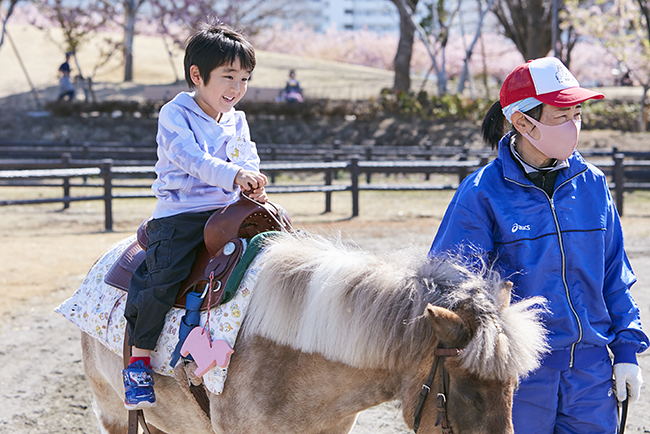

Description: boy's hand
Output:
[234,169,267,191]
[246,186,268,203]
[235,169,268,203]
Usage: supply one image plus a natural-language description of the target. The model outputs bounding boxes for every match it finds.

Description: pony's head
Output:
[242,232,549,433]
[404,255,549,434]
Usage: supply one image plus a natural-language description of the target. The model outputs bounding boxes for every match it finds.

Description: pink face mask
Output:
[520,112,581,160]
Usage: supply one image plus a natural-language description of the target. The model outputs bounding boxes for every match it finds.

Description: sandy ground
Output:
[0,189,649,433]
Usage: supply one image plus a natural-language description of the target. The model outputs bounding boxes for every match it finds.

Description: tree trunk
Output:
[391,0,418,93]
[492,0,556,61]
[640,84,649,132]
[123,0,136,82]
[0,0,20,49]
[525,0,549,59]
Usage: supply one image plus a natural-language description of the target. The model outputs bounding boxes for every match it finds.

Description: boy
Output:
[122,21,268,410]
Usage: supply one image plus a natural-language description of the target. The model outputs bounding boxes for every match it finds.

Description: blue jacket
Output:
[430,132,648,369]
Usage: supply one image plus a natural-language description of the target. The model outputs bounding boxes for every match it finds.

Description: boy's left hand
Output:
[245,186,268,203]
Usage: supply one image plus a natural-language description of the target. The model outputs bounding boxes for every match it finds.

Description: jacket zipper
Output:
[506,170,587,367]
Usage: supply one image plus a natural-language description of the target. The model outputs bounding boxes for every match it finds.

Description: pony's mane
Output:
[242,233,548,381]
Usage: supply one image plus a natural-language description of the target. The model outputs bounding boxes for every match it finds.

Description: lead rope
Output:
[619,397,629,434]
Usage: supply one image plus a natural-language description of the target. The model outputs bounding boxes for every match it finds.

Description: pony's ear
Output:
[497,281,513,310]
[425,304,469,348]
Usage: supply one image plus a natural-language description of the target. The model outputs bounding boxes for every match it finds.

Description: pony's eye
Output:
[456,385,485,410]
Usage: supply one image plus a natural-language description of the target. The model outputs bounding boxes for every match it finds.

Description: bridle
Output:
[413,344,463,433]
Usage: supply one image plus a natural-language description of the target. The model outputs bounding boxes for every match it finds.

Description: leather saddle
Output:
[105,196,291,311]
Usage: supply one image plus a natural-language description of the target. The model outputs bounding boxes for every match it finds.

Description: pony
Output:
[80,232,548,433]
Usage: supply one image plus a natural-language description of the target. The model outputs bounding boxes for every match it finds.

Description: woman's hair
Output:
[480,101,544,149]
[184,19,256,89]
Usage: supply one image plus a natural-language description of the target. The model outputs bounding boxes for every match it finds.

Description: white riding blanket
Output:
[55,235,263,394]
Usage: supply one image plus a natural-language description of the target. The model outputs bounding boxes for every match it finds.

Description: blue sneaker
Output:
[122,360,156,410]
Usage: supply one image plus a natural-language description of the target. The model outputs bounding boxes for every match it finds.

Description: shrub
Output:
[43,93,648,132]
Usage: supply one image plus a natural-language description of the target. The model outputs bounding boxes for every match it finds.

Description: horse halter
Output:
[413,344,463,434]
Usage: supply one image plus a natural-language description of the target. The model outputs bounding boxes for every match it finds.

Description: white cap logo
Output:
[528,57,579,95]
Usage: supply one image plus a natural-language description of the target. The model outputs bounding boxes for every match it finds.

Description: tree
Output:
[491,0,577,64]
[390,0,419,92]
[457,0,495,94]
[33,0,116,79]
[147,0,302,82]
[566,0,650,131]
[0,0,21,49]
[119,0,147,82]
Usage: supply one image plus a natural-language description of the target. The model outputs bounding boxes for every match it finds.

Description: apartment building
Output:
[303,0,400,33]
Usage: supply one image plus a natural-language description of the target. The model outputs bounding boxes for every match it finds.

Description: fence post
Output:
[424,143,432,181]
[101,159,114,231]
[324,155,333,213]
[82,145,90,184]
[613,153,625,216]
[458,150,469,183]
[365,146,373,184]
[350,156,360,217]
[333,140,341,180]
[270,147,277,183]
[61,152,71,210]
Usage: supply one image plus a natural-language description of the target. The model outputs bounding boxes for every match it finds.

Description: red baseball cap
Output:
[500,57,604,108]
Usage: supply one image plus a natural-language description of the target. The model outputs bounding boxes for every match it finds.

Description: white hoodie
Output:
[151,92,260,218]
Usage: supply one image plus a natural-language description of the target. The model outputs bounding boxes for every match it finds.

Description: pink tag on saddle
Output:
[180,327,234,377]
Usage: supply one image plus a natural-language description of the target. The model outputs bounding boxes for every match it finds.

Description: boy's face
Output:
[190,58,251,119]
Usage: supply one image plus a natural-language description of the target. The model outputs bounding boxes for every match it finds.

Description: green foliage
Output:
[42,93,649,131]
[377,90,491,121]
[581,99,647,131]
[45,100,162,118]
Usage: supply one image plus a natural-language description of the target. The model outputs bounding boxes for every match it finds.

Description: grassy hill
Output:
[1,23,644,109]
[1,24,408,104]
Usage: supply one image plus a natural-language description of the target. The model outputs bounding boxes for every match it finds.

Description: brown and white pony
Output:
[81,232,548,434]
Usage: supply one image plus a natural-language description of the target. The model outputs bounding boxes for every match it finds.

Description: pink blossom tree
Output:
[565,0,650,130]
[31,0,117,80]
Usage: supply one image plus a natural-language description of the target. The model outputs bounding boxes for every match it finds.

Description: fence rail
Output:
[1,154,649,231]
[5,139,650,169]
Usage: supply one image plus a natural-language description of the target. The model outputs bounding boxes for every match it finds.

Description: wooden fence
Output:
[1,154,649,231]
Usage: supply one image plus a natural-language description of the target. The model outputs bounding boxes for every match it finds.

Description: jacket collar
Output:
[498,131,589,186]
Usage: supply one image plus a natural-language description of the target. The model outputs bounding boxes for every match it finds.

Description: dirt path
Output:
[0,191,649,433]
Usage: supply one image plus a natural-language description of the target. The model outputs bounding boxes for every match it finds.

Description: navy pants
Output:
[512,355,617,434]
[124,210,214,350]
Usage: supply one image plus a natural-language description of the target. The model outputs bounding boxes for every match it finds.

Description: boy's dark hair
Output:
[184,20,256,89]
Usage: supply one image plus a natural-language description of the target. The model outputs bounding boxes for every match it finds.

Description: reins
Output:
[413,344,462,433]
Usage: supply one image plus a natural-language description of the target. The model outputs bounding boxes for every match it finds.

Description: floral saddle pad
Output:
[55,235,264,394]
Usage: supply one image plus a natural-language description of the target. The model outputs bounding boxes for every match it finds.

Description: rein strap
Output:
[413,346,462,433]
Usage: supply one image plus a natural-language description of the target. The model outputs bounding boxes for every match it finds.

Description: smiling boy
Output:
[122,21,267,410]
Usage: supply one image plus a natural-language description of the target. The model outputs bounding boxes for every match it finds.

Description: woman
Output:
[429,57,648,433]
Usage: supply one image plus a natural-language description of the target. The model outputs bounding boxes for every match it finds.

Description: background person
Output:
[282,69,303,103]
[57,51,75,101]
[429,57,648,433]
